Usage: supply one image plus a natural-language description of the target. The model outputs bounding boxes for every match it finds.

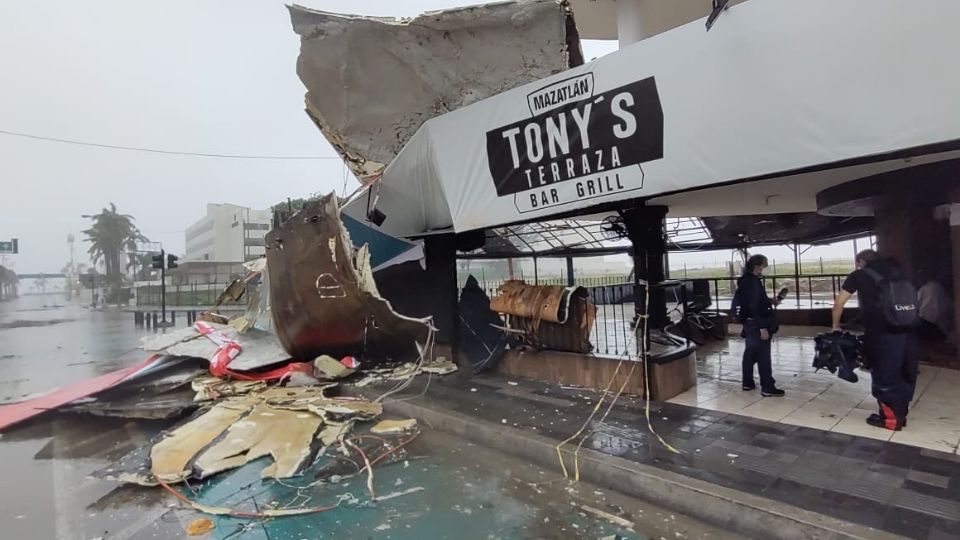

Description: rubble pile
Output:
[0,194,454,521]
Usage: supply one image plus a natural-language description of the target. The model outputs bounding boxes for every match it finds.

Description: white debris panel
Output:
[288,0,582,180]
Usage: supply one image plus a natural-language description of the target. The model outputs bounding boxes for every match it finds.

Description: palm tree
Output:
[82,203,145,296]
[128,251,157,281]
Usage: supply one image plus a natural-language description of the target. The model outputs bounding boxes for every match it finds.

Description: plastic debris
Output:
[186,517,215,536]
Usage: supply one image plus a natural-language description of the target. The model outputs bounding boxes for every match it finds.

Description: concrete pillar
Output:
[616,0,645,48]
[873,188,946,281]
[622,205,669,329]
[423,235,458,347]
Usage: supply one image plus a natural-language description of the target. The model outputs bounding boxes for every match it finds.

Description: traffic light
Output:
[167,253,179,269]
[152,251,164,269]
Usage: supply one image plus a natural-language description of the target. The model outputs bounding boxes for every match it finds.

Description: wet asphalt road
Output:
[0,294,739,539]
[0,294,161,404]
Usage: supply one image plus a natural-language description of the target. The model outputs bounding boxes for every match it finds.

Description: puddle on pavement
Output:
[0,318,75,330]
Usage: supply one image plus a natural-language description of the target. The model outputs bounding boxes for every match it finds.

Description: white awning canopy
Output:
[344,0,960,238]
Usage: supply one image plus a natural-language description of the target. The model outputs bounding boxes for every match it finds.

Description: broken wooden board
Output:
[150,395,259,483]
[193,402,324,480]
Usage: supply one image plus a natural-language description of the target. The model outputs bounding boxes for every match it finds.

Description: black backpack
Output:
[862,267,920,329]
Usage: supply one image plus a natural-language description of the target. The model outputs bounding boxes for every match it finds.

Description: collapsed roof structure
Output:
[290,0,960,252]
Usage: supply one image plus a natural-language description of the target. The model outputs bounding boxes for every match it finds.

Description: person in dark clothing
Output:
[832,250,918,431]
[736,254,785,397]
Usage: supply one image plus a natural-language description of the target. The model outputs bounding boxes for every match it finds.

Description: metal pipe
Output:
[793,241,801,307]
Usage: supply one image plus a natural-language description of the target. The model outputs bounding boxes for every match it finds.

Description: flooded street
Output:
[0,295,153,403]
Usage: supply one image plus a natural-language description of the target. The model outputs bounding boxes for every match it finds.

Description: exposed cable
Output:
[345,439,376,500]
[0,128,340,160]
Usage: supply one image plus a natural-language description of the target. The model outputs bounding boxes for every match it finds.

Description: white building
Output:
[184,203,271,263]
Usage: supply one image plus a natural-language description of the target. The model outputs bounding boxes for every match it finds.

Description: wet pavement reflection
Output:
[0,295,172,403]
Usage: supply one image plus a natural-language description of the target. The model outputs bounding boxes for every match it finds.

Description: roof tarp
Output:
[344,0,960,237]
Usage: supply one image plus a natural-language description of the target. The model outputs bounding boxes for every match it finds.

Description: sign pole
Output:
[160,249,167,324]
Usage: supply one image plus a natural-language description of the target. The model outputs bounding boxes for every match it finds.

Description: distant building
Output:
[184,203,271,263]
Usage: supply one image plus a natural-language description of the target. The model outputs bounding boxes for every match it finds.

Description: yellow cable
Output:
[573,361,638,481]
[555,357,626,478]
[638,284,680,455]
[560,282,680,482]
[557,309,644,477]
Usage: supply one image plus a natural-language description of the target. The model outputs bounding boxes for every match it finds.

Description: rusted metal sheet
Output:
[288,0,582,180]
[491,281,596,353]
[490,280,574,324]
[266,193,431,362]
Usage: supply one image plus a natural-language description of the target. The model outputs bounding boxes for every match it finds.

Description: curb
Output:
[382,397,905,540]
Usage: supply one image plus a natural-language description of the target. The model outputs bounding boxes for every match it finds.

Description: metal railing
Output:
[135,280,249,308]
[469,273,852,356]
[696,273,854,312]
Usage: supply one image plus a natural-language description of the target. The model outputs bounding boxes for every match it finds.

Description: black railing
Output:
[694,273,854,312]
[473,273,852,357]
[136,280,249,308]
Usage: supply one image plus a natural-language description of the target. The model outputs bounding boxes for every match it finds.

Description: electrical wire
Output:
[345,439,376,500]
[557,282,680,482]
[0,128,341,160]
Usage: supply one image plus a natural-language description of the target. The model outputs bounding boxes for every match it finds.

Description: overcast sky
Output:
[0,1,851,274]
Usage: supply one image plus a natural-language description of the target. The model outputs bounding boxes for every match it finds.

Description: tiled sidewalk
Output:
[668,329,960,454]
[384,372,960,539]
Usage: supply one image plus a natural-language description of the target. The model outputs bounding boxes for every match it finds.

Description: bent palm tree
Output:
[83,203,146,297]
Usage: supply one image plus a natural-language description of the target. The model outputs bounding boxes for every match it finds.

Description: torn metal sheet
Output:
[266,193,432,361]
[92,439,158,486]
[491,281,596,353]
[193,402,324,480]
[0,355,185,431]
[490,280,579,323]
[64,386,198,420]
[289,0,582,180]
[141,323,292,372]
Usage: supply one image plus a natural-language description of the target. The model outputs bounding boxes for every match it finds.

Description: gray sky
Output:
[0,0,618,273]
[0,1,849,274]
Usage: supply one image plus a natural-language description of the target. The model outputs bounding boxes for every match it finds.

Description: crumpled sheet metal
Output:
[288,0,582,179]
[492,281,596,354]
[266,193,432,361]
[140,323,291,372]
[490,280,578,324]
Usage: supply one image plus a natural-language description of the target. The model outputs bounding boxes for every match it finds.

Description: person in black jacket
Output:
[832,250,917,431]
[736,254,785,396]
